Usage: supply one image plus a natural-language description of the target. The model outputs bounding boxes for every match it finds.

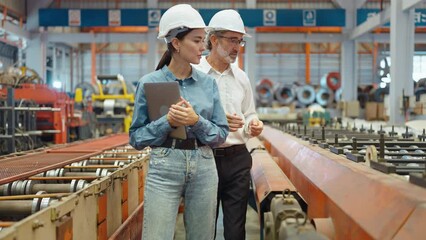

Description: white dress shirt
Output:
[194,56,258,147]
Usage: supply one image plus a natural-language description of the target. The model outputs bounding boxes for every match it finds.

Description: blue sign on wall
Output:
[357,9,426,27]
[39,8,346,27]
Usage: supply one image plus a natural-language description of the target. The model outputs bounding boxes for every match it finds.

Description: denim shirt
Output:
[129,65,229,150]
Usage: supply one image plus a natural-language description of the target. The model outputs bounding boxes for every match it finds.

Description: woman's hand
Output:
[167,97,199,126]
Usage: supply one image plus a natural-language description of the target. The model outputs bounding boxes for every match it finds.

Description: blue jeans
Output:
[142,146,218,240]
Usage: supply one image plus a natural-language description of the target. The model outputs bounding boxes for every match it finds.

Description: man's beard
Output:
[217,44,237,64]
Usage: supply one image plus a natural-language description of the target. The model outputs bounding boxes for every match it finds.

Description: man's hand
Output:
[248,119,263,137]
[167,97,199,126]
[226,113,244,132]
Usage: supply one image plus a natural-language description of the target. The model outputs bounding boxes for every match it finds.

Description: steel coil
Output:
[296,85,316,105]
[274,84,296,105]
[315,88,334,107]
[256,84,274,105]
[320,72,341,91]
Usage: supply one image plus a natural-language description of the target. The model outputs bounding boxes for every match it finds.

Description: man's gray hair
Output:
[205,30,228,51]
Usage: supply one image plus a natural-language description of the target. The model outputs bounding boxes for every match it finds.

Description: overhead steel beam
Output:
[358,33,426,43]
[147,0,158,9]
[349,7,391,40]
[331,0,344,8]
[403,0,426,11]
[246,0,256,8]
[46,32,149,43]
[43,32,426,44]
[2,21,30,39]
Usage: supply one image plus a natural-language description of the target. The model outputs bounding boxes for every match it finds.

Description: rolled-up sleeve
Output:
[129,80,174,150]
[191,81,228,148]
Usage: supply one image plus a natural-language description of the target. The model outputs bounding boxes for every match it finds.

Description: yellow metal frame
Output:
[91,75,135,133]
[92,78,134,103]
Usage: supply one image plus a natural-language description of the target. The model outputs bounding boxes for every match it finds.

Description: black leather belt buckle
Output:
[176,139,195,150]
[213,148,226,157]
[213,145,247,157]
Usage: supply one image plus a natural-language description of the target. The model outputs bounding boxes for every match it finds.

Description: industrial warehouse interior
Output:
[1,0,426,239]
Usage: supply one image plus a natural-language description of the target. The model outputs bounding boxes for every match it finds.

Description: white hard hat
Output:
[206,9,250,37]
[158,4,206,42]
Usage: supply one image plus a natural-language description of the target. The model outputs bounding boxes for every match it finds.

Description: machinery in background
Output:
[264,190,327,240]
[302,104,331,126]
[86,74,134,136]
[0,89,42,154]
[0,67,95,155]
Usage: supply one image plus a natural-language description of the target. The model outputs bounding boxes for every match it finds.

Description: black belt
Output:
[158,138,204,150]
[213,144,247,157]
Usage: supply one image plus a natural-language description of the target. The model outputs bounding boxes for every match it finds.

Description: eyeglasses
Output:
[217,36,246,47]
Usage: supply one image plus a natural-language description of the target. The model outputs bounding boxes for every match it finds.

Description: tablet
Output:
[144,81,187,140]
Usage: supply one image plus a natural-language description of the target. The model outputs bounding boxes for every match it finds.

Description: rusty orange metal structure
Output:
[0,134,129,185]
[0,84,76,144]
[261,126,426,239]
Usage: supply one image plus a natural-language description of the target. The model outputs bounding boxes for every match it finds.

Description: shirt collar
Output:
[160,65,199,82]
[200,56,236,77]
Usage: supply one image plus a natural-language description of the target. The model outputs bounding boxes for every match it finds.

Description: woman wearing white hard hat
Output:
[129,4,229,240]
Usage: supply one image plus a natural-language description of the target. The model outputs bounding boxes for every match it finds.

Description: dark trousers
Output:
[214,145,252,240]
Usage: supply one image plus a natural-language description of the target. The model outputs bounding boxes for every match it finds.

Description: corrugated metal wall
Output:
[255,52,374,86]
[79,51,375,89]
[359,54,375,85]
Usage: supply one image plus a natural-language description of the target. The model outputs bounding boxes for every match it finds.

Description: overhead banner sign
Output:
[40,8,345,27]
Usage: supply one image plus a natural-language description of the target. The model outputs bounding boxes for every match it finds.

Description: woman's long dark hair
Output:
[156,29,194,70]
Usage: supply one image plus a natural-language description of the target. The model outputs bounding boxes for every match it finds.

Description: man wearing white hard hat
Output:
[129,4,229,240]
[194,9,263,240]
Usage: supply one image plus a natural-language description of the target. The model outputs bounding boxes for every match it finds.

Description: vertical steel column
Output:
[341,4,358,101]
[389,0,415,124]
[6,88,15,154]
[244,28,257,100]
[147,28,158,72]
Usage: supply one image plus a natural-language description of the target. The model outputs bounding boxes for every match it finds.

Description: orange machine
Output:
[0,84,87,144]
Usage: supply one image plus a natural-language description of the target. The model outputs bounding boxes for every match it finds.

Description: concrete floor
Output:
[174,204,261,240]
